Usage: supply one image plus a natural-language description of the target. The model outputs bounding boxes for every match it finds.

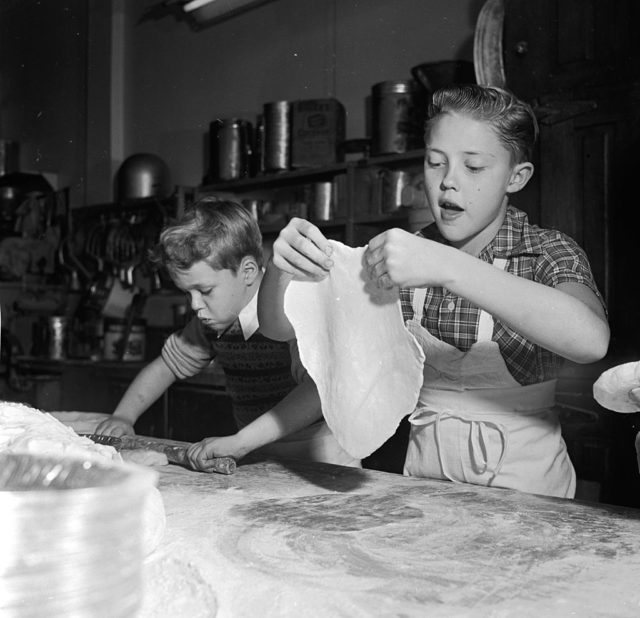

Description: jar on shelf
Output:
[103,318,146,361]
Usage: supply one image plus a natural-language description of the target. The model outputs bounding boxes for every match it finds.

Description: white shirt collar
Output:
[237,285,259,340]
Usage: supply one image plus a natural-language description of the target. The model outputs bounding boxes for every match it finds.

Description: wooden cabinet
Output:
[494,0,640,354]
[12,358,235,442]
[502,0,640,103]
[512,99,624,311]
[167,382,235,443]
[489,0,640,505]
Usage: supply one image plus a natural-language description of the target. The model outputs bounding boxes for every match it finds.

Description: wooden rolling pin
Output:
[83,434,236,475]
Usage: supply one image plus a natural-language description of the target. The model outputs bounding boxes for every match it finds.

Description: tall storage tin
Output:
[263,101,291,172]
[371,80,425,155]
[290,98,345,169]
[209,118,253,181]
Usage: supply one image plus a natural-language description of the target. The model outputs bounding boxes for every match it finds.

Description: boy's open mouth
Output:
[439,200,463,212]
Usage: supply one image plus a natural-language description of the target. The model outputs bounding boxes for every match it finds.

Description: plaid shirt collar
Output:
[421,205,543,261]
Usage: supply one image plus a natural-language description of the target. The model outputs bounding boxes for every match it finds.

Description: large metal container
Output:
[209,118,253,182]
[371,80,425,155]
[263,101,291,172]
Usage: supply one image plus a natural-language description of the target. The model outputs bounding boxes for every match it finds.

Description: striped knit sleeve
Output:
[161,317,214,380]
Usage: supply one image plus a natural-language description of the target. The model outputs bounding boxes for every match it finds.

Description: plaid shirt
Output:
[400,206,605,385]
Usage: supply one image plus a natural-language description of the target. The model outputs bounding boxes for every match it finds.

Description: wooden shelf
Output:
[200,162,348,193]
[198,151,423,245]
[359,149,425,168]
[353,212,409,225]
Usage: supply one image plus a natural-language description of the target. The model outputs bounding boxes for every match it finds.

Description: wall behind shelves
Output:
[1,0,483,208]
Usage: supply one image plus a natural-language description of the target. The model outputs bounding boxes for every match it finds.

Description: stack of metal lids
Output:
[0,452,157,617]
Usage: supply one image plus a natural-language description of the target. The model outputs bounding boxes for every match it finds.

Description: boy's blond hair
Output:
[426,84,539,164]
[151,198,263,273]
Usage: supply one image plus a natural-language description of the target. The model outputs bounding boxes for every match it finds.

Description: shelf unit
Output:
[197,149,426,246]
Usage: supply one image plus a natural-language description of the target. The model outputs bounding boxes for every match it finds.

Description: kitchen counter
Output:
[140,457,640,618]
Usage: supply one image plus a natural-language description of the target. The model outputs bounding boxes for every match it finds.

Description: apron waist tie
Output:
[408,408,509,483]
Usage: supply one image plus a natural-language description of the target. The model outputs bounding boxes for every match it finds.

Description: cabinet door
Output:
[516,101,640,354]
[503,0,640,100]
[537,111,614,305]
[167,383,236,442]
[60,366,111,412]
[59,365,166,437]
[104,375,166,438]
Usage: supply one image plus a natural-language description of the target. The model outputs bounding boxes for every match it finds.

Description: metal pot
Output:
[411,60,476,94]
[115,153,172,202]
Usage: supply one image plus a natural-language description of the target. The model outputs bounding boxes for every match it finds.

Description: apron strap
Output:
[418,379,557,414]
[409,408,509,482]
[411,287,427,320]
[476,257,508,342]
[408,377,556,485]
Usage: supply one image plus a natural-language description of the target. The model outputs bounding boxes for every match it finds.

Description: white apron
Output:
[403,258,576,498]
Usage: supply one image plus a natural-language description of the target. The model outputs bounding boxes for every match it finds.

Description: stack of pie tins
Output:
[0,452,158,617]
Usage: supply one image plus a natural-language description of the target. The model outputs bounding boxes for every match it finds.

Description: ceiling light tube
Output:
[183,0,215,13]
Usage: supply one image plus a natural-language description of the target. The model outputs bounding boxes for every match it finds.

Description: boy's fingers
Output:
[287,218,332,254]
[275,252,331,280]
[274,222,333,279]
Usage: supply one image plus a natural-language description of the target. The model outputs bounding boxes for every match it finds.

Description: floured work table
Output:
[140,456,640,618]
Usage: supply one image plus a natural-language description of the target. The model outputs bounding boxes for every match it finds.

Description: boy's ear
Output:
[239,255,260,284]
[506,162,534,194]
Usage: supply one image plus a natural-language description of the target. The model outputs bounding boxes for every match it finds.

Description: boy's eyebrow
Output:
[426,146,496,159]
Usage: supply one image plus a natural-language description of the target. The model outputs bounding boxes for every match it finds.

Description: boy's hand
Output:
[94,416,135,437]
[365,228,450,289]
[186,435,248,471]
[272,217,334,280]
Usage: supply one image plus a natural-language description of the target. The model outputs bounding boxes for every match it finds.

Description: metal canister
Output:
[254,113,266,175]
[209,118,253,181]
[241,198,260,221]
[263,101,291,172]
[379,169,412,213]
[312,181,334,221]
[48,316,67,360]
[371,80,425,155]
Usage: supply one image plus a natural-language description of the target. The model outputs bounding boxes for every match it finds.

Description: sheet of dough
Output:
[284,241,424,459]
[593,361,640,413]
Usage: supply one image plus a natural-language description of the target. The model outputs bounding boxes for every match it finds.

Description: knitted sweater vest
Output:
[208,330,298,429]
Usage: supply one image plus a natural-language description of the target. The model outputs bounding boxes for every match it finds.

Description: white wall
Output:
[1,0,483,207]
[124,0,482,191]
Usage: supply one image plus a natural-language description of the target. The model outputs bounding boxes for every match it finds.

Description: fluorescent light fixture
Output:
[182,0,213,12]
[181,0,274,25]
